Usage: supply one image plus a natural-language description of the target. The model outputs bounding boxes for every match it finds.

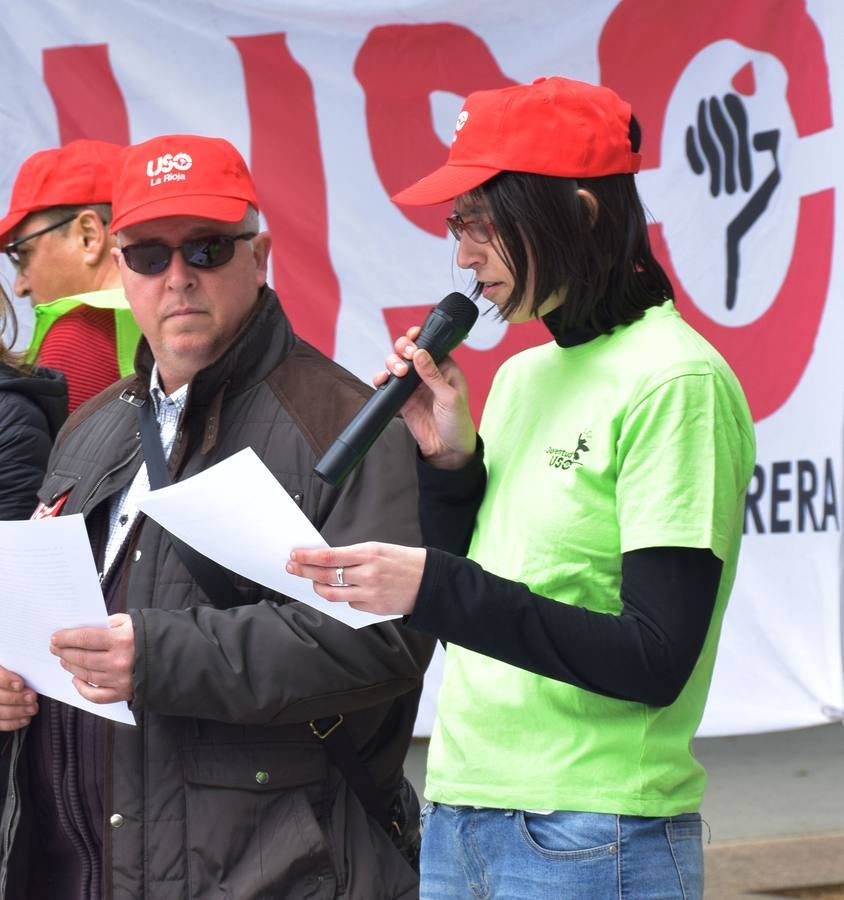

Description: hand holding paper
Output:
[51,613,136,704]
[136,447,400,629]
[286,542,427,617]
[0,664,39,732]
[0,515,135,726]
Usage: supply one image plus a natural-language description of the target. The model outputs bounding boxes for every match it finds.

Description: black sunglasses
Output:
[120,232,256,275]
[3,213,79,271]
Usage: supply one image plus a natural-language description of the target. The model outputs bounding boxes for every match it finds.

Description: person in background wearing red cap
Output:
[0,139,141,412]
[0,135,431,899]
[288,77,756,899]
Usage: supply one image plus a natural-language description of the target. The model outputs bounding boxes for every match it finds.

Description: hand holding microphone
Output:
[381,324,477,470]
[314,292,479,486]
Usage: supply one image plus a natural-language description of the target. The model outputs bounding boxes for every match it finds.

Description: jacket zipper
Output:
[80,443,142,516]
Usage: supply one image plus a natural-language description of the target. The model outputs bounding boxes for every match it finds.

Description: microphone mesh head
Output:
[438,292,479,331]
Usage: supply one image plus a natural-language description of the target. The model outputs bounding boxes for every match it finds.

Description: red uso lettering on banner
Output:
[231,33,341,359]
[599,0,833,422]
[42,43,130,144]
[40,28,554,415]
[357,23,550,424]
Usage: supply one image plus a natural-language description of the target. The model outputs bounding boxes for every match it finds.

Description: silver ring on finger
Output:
[331,566,348,588]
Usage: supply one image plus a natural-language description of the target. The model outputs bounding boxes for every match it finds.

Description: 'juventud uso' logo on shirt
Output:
[546,432,591,470]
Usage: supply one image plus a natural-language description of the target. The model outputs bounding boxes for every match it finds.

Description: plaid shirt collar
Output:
[148,363,189,419]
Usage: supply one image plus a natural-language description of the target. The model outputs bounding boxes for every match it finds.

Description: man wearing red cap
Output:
[0,139,141,412]
[0,135,430,899]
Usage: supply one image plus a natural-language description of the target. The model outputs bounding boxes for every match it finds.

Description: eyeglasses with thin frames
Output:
[3,213,79,272]
[445,214,496,244]
[119,232,257,276]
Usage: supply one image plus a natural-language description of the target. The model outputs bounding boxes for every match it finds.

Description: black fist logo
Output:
[686,95,781,310]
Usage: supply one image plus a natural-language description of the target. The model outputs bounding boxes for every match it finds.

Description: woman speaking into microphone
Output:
[288,76,755,900]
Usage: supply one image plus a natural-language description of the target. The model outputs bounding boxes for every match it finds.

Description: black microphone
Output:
[314,292,479,487]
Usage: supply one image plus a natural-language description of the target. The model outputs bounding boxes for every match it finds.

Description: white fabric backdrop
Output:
[1,0,841,736]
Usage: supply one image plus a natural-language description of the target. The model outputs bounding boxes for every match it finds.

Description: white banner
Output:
[2,0,842,736]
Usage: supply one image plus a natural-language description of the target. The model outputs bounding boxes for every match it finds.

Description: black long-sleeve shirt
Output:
[408,440,722,707]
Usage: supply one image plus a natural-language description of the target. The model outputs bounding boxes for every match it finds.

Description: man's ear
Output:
[76,209,109,266]
[252,231,272,287]
[576,188,599,227]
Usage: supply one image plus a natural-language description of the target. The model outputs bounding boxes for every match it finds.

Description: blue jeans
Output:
[419,803,703,899]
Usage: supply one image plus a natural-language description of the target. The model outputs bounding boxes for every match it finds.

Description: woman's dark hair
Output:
[0,284,26,369]
[467,120,673,334]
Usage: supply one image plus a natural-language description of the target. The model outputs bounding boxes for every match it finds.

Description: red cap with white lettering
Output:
[392,76,641,206]
[110,134,259,232]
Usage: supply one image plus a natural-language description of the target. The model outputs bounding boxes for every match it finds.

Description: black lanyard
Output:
[136,398,244,610]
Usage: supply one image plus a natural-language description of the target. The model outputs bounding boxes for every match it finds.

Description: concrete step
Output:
[704,833,844,899]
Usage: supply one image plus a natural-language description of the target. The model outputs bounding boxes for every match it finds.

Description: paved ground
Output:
[696,724,844,899]
[404,722,844,898]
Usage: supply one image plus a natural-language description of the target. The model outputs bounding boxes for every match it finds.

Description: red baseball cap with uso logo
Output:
[0,139,123,244]
[392,76,641,206]
[110,134,259,232]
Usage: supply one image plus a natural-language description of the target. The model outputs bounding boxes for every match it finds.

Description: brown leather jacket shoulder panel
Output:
[265,339,372,458]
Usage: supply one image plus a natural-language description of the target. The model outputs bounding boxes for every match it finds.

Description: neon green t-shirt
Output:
[425,301,755,816]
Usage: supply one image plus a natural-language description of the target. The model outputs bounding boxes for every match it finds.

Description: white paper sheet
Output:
[0,515,135,725]
[135,447,397,629]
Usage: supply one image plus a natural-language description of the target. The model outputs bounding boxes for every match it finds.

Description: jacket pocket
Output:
[182,743,336,900]
[33,471,80,518]
[37,471,80,505]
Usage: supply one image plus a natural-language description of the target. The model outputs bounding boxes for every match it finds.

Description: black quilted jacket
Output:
[0,362,67,519]
[0,288,431,900]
